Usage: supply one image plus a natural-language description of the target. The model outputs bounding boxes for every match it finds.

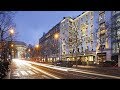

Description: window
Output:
[87,46,89,50]
[82,47,83,52]
[86,15,88,19]
[91,24,93,27]
[77,48,79,52]
[69,38,72,42]
[73,49,75,53]
[100,23,105,29]
[99,11,105,15]
[92,48,93,51]
[117,30,120,39]
[81,18,83,22]
[86,21,88,25]
[68,45,71,47]
[99,13,105,23]
[63,52,65,54]
[91,12,93,16]
[69,21,72,26]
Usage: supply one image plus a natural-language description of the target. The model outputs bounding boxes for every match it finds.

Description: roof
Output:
[14,41,27,46]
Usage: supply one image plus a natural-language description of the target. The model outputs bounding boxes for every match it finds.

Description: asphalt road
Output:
[9,59,120,79]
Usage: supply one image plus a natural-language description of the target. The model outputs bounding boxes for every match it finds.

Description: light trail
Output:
[13,59,60,79]
[12,59,120,79]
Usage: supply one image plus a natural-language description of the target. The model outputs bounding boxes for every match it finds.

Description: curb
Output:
[3,69,11,79]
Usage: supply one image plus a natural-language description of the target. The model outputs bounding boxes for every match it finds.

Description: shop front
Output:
[97,52,106,63]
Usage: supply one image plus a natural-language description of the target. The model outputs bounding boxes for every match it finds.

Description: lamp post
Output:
[54,33,59,62]
[9,28,14,60]
[35,44,40,61]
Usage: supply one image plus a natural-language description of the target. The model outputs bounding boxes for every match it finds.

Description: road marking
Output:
[15,59,120,79]
[32,70,39,73]
[24,60,120,79]
[13,73,20,77]
[41,75,51,79]
[24,63,61,79]
[27,70,36,75]
[20,71,28,76]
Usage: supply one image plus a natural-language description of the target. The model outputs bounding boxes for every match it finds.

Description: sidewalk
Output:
[3,69,11,79]
[3,64,12,79]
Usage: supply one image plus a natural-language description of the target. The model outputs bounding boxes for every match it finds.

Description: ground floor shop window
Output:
[97,52,106,63]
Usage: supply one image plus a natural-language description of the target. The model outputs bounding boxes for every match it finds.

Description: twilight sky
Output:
[13,11,83,46]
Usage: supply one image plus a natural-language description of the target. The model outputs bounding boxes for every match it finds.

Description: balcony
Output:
[99,11,105,15]
[100,29,106,35]
[99,18,105,25]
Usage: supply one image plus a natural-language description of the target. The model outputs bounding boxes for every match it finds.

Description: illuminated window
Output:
[91,12,93,16]
[63,52,65,54]
[77,48,79,52]
[117,30,120,39]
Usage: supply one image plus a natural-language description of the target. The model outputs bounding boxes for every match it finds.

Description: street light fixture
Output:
[9,27,14,60]
[9,28,14,35]
[35,44,40,61]
[35,44,39,49]
[28,49,31,52]
[11,44,14,47]
[54,33,59,40]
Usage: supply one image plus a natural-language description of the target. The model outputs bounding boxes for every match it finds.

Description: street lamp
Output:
[35,44,39,49]
[11,44,14,47]
[9,27,14,60]
[35,44,40,61]
[28,49,31,52]
[54,33,59,62]
[9,28,14,35]
[54,33,59,40]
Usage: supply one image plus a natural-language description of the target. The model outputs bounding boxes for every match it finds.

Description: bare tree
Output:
[94,20,112,53]
[65,21,82,67]
[0,11,16,61]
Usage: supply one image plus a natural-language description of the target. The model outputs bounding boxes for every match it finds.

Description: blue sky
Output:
[14,11,83,45]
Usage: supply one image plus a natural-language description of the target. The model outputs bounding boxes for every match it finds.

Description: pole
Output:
[10,34,13,61]
[75,31,78,67]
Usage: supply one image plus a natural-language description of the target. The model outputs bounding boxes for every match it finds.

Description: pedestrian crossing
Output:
[12,69,51,79]
[12,69,39,77]
[27,70,36,75]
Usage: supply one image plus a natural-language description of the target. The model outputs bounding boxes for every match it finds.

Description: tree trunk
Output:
[118,54,120,67]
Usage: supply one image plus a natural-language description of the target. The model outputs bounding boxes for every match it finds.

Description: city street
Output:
[7,59,120,79]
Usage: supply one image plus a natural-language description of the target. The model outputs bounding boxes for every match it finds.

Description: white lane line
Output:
[69,69,120,79]
[32,70,39,74]
[20,71,28,76]
[13,73,20,77]
[25,61,69,71]
[27,70,36,75]
[16,73,20,77]
[24,60,120,79]
[41,75,51,79]
[24,63,61,79]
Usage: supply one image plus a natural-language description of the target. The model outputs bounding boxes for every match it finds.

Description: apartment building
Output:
[39,11,113,65]
[96,11,112,63]
[39,23,60,62]
[111,11,120,66]
[59,17,74,61]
